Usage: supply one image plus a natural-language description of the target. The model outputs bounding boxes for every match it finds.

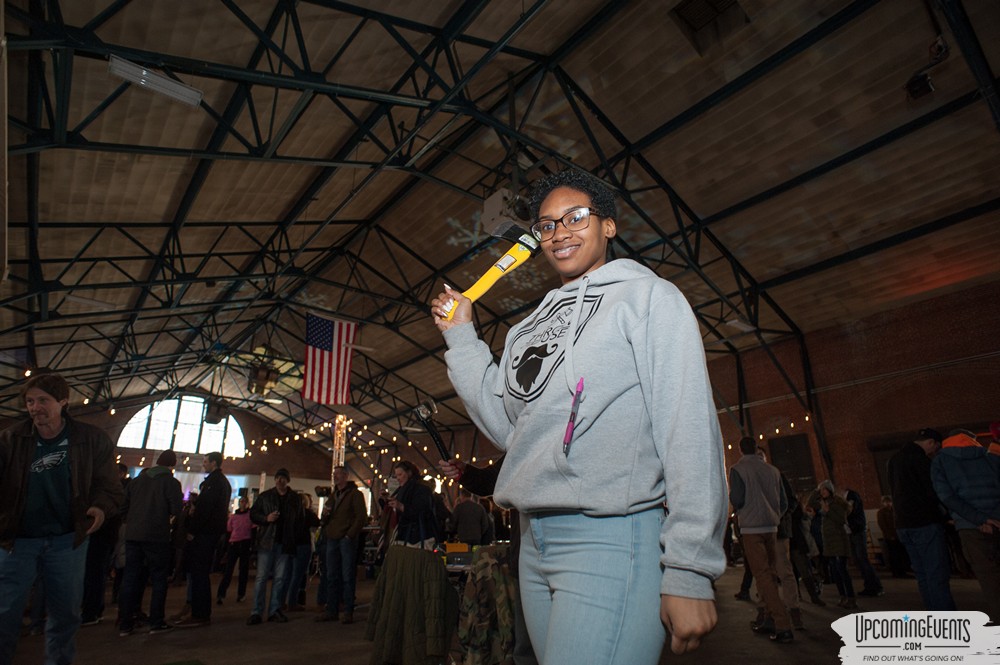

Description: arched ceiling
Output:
[3,0,999,466]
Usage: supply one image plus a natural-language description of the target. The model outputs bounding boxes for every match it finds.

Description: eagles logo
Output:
[505,293,602,401]
[31,450,68,473]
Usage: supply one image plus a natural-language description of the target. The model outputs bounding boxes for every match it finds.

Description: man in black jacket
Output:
[887,428,955,611]
[118,449,183,635]
[0,372,123,665]
[247,468,303,625]
[176,451,231,628]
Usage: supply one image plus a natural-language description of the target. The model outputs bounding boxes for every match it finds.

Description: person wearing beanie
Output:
[887,428,955,611]
[118,449,184,635]
[0,372,124,665]
[931,430,1000,624]
[247,468,304,625]
[988,422,1000,456]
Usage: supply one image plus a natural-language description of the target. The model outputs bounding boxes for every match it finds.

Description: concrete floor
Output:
[12,565,991,665]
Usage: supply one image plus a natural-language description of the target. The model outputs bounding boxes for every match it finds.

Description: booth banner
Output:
[832,611,1000,664]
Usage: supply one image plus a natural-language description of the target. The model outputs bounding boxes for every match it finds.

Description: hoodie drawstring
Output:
[564,275,589,396]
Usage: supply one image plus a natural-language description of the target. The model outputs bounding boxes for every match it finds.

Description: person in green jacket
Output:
[817,480,857,610]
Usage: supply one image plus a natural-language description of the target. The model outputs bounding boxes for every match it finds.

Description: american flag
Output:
[302,314,357,405]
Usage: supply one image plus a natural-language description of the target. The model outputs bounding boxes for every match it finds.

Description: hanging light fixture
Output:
[108,55,203,107]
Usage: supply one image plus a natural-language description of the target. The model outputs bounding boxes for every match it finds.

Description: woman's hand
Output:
[387,498,404,513]
[660,595,717,654]
[431,284,471,332]
[437,459,466,480]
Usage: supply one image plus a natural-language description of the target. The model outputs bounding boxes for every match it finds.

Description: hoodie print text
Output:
[505,292,603,401]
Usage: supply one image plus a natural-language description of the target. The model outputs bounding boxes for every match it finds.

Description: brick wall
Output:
[711,279,1000,507]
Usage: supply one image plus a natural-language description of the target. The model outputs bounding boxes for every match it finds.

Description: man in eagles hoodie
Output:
[0,372,123,665]
[431,170,726,665]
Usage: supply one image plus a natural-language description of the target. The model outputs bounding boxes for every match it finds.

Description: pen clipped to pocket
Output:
[562,377,584,456]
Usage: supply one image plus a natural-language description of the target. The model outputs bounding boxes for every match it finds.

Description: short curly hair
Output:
[528,170,617,222]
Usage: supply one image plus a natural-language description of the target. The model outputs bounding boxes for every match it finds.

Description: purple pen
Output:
[563,377,584,456]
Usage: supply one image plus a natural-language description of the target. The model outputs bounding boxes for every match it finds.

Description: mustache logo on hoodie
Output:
[506,292,602,401]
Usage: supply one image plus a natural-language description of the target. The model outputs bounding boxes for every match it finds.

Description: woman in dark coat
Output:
[817,480,856,610]
[388,461,436,547]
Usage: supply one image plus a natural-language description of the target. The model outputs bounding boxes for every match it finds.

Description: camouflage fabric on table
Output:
[457,544,517,665]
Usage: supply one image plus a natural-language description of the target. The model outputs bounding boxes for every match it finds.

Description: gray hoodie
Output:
[442,259,727,599]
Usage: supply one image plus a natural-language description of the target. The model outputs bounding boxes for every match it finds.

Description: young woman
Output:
[430,170,727,664]
[216,496,253,604]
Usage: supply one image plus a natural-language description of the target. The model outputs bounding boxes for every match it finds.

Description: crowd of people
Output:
[727,424,1000,644]
[2,169,998,665]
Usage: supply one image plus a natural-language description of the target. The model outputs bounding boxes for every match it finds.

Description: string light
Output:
[24,369,32,377]
[83,398,89,405]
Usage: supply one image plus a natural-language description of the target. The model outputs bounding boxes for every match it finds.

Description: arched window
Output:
[117,396,246,458]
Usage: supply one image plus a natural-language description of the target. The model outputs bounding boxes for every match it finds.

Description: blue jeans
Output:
[252,548,291,617]
[898,523,956,611]
[324,536,358,615]
[849,530,883,592]
[0,533,89,665]
[118,541,172,629]
[283,543,312,607]
[520,510,666,665]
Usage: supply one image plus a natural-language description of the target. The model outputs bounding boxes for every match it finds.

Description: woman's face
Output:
[819,487,831,499]
[537,186,616,284]
[394,467,411,486]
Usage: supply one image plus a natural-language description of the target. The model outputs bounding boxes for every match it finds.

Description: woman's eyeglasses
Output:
[530,207,593,241]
